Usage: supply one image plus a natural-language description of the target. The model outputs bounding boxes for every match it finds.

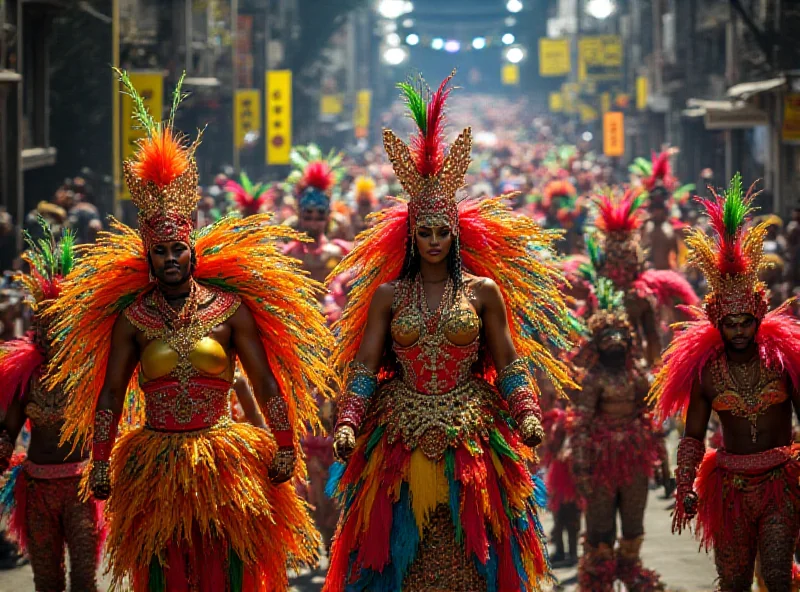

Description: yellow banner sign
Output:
[120,72,164,200]
[783,94,800,144]
[578,35,623,82]
[603,112,625,157]
[636,76,649,110]
[549,92,564,113]
[580,103,599,123]
[235,89,261,149]
[354,89,372,138]
[502,64,520,86]
[266,70,292,165]
[320,93,344,116]
[538,38,571,77]
[562,83,579,114]
[600,92,611,114]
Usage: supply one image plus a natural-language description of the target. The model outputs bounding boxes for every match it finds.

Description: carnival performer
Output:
[224,171,275,218]
[351,175,378,236]
[650,173,800,591]
[44,70,332,591]
[571,273,665,592]
[592,190,698,367]
[324,71,577,592]
[0,221,105,591]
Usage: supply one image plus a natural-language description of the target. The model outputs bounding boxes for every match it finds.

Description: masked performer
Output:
[593,191,698,367]
[0,223,106,591]
[571,274,664,592]
[324,71,577,592]
[650,173,800,591]
[45,71,332,591]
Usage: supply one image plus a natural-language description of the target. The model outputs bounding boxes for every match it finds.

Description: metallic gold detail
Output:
[93,410,114,443]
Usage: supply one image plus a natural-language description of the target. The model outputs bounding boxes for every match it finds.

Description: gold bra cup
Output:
[391,311,422,347]
[140,337,230,381]
[442,308,481,346]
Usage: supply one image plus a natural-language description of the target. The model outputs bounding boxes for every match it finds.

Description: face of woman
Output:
[415,225,453,265]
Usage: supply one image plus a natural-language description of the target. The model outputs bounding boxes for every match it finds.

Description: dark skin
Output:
[299,206,329,242]
[624,294,661,367]
[684,314,800,457]
[334,224,539,459]
[90,240,290,499]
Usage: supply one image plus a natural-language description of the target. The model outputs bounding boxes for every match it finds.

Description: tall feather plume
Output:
[595,189,645,233]
[703,173,758,277]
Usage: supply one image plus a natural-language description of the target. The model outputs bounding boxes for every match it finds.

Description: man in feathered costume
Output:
[592,190,698,367]
[44,71,333,591]
[542,179,582,255]
[571,273,665,592]
[650,173,800,591]
[324,70,577,592]
[0,221,106,590]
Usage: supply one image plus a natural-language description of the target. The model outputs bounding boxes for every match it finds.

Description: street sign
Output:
[549,92,564,113]
[603,112,625,157]
[234,89,261,149]
[502,64,520,86]
[783,94,800,143]
[578,35,623,82]
[266,70,292,165]
[120,71,164,201]
[538,38,571,77]
[320,93,344,116]
[636,76,649,110]
[354,89,372,139]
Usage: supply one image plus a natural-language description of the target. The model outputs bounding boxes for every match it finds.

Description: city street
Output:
[0,489,717,591]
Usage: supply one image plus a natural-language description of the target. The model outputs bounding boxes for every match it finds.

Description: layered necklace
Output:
[415,274,454,334]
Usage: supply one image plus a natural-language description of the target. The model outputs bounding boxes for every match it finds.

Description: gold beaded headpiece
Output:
[383,70,471,234]
[118,70,200,252]
[686,173,769,325]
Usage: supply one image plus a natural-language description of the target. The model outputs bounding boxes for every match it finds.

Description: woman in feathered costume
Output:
[649,174,800,591]
[592,190,698,367]
[44,70,333,591]
[0,221,107,591]
[324,71,577,592]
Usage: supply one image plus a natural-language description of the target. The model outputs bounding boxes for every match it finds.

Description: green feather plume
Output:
[397,80,427,133]
[595,277,625,312]
[114,67,158,136]
[722,172,752,238]
[58,229,76,277]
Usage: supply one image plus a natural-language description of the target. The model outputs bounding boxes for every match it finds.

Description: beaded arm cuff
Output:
[335,361,378,433]
[673,436,705,533]
[263,396,293,448]
[92,409,119,462]
[497,359,544,441]
[0,430,13,472]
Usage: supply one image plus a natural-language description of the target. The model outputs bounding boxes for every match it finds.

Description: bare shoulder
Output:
[697,360,717,400]
[371,282,396,312]
[467,275,503,306]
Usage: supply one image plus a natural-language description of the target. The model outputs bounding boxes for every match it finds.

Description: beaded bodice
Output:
[390,278,481,395]
[25,375,68,429]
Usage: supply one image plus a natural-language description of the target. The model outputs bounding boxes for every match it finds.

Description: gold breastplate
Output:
[140,336,232,382]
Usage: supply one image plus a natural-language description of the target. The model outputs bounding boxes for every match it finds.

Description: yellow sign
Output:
[120,72,164,201]
[234,89,261,149]
[266,70,292,165]
[549,92,564,113]
[320,93,343,116]
[354,89,372,138]
[600,92,611,114]
[538,38,571,77]
[603,112,625,157]
[580,103,598,123]
[502,64,520,86]
[636,76,649,110]
[578,35,623,82]
[782,94,800,143]
[562,83,579,114]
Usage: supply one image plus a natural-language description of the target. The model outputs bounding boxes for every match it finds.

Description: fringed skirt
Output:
[97,420,319,592]
[325,378,551,592]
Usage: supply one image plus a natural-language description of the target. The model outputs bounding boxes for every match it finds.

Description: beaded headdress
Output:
[579,239,632,339]
[118,70,200,252]
[383,70,471,234]
[19,217,76,311]
[224,172,275,217]
[287,144,344,212]
[686,173,769,325]
[594,190,647,287]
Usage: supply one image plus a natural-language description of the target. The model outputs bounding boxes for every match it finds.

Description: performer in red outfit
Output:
[651,174,800,591]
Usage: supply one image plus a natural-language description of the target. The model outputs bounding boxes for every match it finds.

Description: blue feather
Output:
[326,461,346,499]
[0,464,21,515]
[390,483,419,588]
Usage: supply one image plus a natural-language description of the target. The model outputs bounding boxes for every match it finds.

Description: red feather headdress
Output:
[643,151,677,192]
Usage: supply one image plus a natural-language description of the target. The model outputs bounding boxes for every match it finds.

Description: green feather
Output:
[58,229,76,277]
[723,172,748,237]
[228,548,244,592]
[595,277,624,312]
[397,81,427,133]
[239,171,254,195]
[147,558,166,592]
[114,68,157,136]
[168,70,187,130]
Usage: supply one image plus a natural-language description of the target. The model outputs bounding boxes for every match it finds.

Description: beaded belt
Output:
[378,377,497,460]
[24,460,87,480]
[716,445,799,473]
[143,376,231,431]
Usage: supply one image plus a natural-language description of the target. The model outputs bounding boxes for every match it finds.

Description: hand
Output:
[333,425,356,462]
[268,447,295,484]
[90,460,111,500]
[518,414,545,448]
[682,490,699,519]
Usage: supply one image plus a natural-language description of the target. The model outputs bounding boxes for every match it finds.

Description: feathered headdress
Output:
[286,144,344,211]
[686,173,768,324]
[117,70,199,252]
[629,150,677,193]
[384,70,471,233]
[224,172,275,217]
[354,176,376,206]
[578,241,631,337]
[593,190,647,287]
[0,219,76,411]
[543,180,576,205]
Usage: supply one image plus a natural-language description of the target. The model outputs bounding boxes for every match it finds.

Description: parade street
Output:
[0,489,717,591]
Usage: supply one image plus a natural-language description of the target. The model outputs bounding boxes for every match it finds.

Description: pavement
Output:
[0,489,718,591]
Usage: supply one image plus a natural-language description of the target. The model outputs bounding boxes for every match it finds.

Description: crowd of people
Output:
[0,68,798,592]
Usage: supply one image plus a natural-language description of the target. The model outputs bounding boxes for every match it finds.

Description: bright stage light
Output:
[386,33,401,46]
[444,39,461,53]
[586,0,616,19]
[505,16,517,27]
[383,46,409,65]
[505,46,525,63]
[402,18,414,27]
[406,33,420,46]
[506,0,523,13]
[378,0,407,19]
[472,37,486,50]
[502,33,515,45]
[431,37,445,50]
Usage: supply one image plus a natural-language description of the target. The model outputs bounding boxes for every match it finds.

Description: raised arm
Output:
[332,283,393,461]
[478,278,544,448]
[89,313,140,500]
[228,303,293,484]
